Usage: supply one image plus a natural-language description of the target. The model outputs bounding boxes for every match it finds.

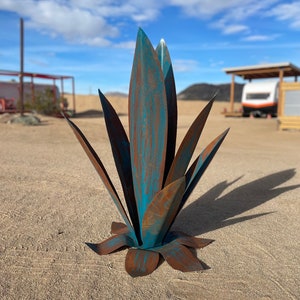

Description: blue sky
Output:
[1,0,300,95]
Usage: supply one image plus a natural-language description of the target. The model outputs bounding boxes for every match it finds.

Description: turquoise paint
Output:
[129,28,168,228]
[156,39,177,182]
[141,177,185,249]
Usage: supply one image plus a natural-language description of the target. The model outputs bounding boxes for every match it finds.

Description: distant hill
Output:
[178,83,244,102]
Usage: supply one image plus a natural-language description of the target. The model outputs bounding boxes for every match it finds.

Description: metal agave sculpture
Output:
[65,28,229,277]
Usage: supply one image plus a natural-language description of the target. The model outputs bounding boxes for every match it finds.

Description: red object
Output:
[0,98,16,112]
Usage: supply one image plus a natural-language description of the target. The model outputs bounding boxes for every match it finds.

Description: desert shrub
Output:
[20,88,68,115]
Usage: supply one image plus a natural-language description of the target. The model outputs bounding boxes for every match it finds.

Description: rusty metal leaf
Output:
[98,90,141,244]
[165,231,214,249]
[165,98,215,186]
[64,116,135,238]
[125,248,160,277]
[178,236,214,249]
[129,28,168,225]
[156,40,177,182]
[141,176,186,248]
[157,240,204,272]
[86,233,135,255]
[110,222,128,235]
[183,128,230,207]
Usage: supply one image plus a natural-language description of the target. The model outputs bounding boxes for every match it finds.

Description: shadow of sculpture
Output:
[74,110,127,119]
[73,110,104,118]
[174,169,300,236]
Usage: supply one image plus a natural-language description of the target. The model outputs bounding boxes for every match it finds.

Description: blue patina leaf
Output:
[156,39,177,182]
[183,128,230,207]
[164,231,214,249]
[129,28,168,225]
[125,248,160,277]
[86,233,136,255]
[162,128,229,235]
[141,177,185,248]
[155,239,205,272]
[98,90,141,244]
[64,116,135,239]
[165,98,215,186]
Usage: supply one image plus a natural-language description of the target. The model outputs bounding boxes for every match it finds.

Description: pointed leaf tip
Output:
[137,27,147,40]
[155,38,178,182]
[85,233,134,255]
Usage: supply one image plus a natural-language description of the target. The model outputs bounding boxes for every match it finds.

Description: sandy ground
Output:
[1,94,299,299]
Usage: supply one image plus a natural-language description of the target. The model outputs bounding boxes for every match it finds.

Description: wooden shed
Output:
[223,62,300,130]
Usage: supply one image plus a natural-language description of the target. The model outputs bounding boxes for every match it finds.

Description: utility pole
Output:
[20,18,24,116]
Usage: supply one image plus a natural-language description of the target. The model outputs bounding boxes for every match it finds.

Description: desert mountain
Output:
[177,83,244,102]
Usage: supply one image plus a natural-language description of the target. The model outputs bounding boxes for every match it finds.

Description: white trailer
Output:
[242,80,278,117]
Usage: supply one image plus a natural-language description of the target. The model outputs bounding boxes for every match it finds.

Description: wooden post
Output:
[71,77,76,113]
[60,77,64,110]
[230,74,235,112]
[31,75,35,104]
[52,79,57,105]
[19,18,24,116]
[278,69,284,116]
[60,77,64,100]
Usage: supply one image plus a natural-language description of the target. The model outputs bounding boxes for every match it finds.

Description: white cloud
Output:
[269,2,300,29]
[170,0,245,18]
[219,0,279,22]
[208,0,279,35]
[209,59,224,68]
[0,0,163,46]
[242,34,279,42]
[222,24,249,35]
[0,0,291,46]
[0,0,119,45]
[114,41,136,49]
[173,59,199,72]
[170,0,280,36]
[211,18,249,35]
[170,0,279,20]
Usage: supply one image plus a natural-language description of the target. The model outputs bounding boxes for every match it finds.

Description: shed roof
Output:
[223,62,300,80]
[0,69,73,80]
[0,69,76,112]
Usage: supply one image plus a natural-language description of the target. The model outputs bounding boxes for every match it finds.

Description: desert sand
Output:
[1,94,299,299]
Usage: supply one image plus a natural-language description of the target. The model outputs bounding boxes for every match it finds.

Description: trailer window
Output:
[246,93,270,100]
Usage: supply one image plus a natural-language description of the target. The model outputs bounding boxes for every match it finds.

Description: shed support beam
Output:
[230,74,235,112]
[72,77,76,113]
[19,18,24,116]
[61,78,64,100]
[31,76,35,104]
[278,69,284,117]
